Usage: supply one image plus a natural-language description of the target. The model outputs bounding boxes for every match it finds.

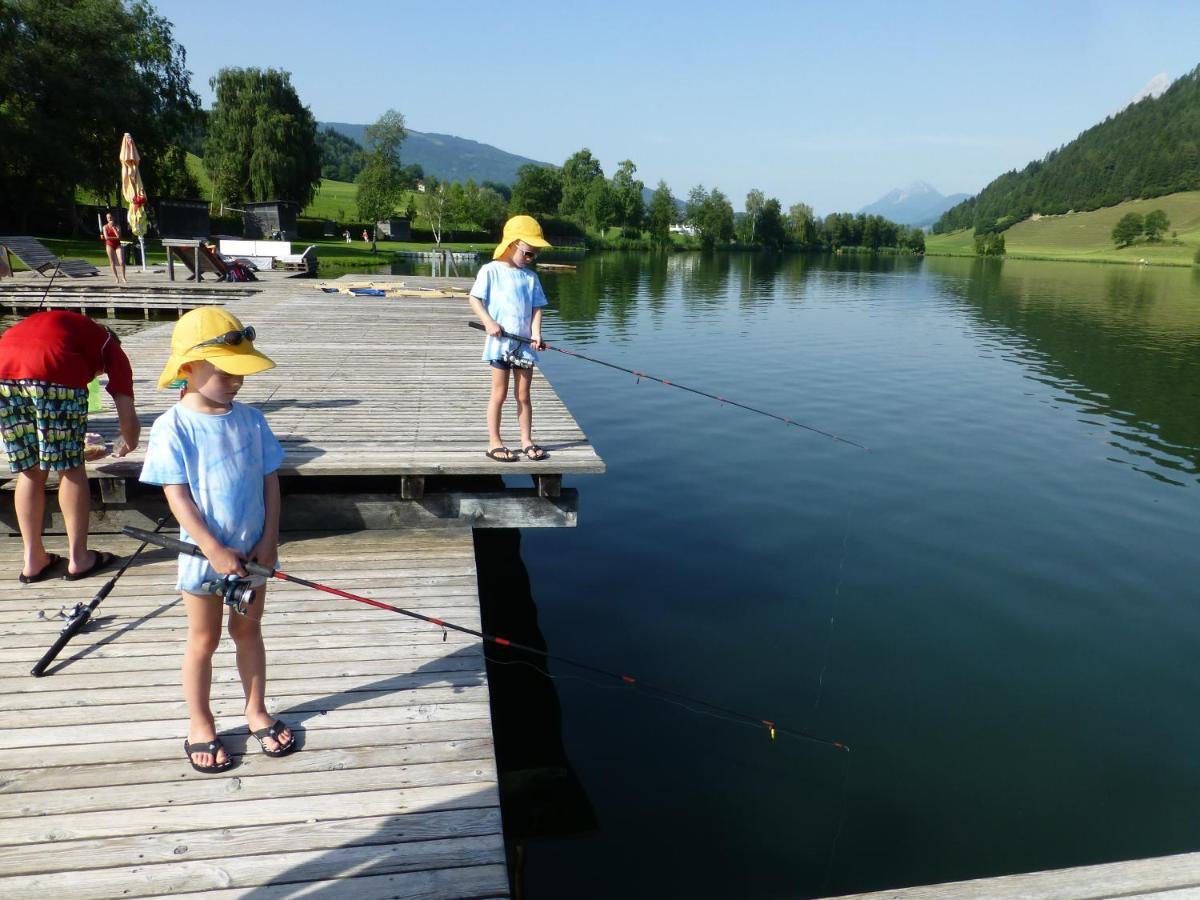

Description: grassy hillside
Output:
[926,191,1200,265]
[186,152,368,222]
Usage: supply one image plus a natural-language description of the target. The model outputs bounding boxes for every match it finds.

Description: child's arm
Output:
[162,483,247,577]
[250,472,280,568]
[531,307,544,349]
[468,294,502,337]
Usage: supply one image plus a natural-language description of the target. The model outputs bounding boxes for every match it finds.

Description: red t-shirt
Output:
[0,310,135,397]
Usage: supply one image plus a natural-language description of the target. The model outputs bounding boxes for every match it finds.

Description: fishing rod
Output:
[31,516,171,677]
[123,525,849,753]
[35,262,62,310]
[468,321,868,451]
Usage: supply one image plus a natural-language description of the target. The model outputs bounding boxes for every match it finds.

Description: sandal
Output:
[485,447,519,463]
[522,445,548,461]
[252,719,297,757]
[184,737,233,774]
[62,550,117,581]
[18,553,63,584]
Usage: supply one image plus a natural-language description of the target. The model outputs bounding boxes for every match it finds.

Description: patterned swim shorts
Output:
[0,380,89,472]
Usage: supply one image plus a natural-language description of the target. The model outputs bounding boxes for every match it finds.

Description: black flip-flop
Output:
[252,719,297,757]
[62,550,117,581]
[522,445,549,461]
[485,447,519,463]
[184,737,233,774]
[18,553,63,584]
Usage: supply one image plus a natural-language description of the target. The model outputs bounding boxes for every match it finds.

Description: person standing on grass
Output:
[140,307,295,774]
[468,215,552,463]
[0,311,140,582]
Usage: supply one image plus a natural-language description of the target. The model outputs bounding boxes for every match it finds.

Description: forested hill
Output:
[934,65,1200,234]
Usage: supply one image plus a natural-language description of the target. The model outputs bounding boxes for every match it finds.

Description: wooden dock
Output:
[825,850,1200,899]
[0,274,605,896]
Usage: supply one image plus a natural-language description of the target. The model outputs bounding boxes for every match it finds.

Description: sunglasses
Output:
[189,325,256,352]
[517,247,537,261]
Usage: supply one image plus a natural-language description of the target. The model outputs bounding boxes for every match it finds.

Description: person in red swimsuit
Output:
[0,311,141,581]
[102,212,127,284]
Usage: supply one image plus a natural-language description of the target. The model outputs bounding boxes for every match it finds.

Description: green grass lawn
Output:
[926,191,1200,265]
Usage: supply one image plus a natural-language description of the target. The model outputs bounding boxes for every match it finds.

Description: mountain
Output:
[858,181,969,227]
[321,122,551,185]
[935,65,1200,234]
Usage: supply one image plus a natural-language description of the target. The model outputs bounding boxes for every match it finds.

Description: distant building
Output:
[376,217,411,241]
[669,223,697,236]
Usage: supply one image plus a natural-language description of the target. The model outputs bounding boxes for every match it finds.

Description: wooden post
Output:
[97,478,126,505]
[533,474,561,499]
[400,475,425,500]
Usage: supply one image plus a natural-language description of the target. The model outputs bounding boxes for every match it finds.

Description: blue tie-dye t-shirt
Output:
[469,261,549,364]
[139,401,284,592]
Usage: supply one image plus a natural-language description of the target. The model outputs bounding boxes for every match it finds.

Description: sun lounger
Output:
[278,245,316,272]
[162,238,228,282]
[0,236,100,278]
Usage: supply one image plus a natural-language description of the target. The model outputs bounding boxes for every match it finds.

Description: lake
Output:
[473,252,1200,897]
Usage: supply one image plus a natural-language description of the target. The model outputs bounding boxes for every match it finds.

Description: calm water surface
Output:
[487,253,1200,897]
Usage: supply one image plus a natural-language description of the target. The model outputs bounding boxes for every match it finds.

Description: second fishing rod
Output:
[122,525,848,753]
[468,320,869,450]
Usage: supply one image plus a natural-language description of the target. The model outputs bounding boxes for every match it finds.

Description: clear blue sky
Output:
[154,0,1200,214]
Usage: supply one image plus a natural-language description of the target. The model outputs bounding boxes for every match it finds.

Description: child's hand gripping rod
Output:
[31,516,170,677]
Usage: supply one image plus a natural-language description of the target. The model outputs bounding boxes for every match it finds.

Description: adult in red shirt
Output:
[0,311,141,581]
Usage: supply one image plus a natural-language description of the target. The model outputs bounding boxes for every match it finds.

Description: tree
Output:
[744,189,765,243]
[788,203,817,248]
[1111,212,1145,247]
[0,0,201,230]
[1143,208,1170,240]
[419,177,450,246]
[647,181,676,247]
[509,164,562,217]
[686,185,735,249]
[757,198,787,251]
[610,160,645,234]
[204,67,322,210]
[354,109,407,250]
[559,148,605,222]
[583,178,615,232]
[317,128,365,182]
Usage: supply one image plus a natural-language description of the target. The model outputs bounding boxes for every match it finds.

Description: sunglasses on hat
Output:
[188,325,257,352]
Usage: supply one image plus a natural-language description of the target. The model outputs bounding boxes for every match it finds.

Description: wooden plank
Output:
[824,851,1200,900]
[0,528,509,897]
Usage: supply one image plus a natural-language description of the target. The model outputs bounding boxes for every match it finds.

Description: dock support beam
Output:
[400,475,425,500]
[533,474,561,498]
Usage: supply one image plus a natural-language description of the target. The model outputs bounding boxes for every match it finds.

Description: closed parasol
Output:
[119,132,147,272]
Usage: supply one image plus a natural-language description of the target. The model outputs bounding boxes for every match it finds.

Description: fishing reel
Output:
[202,574,263,615]
[500,346,535,369]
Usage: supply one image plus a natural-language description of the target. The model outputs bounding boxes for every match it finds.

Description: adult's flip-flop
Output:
[485,447,519,463]
[62,550,117,581]
[18,553,63,584]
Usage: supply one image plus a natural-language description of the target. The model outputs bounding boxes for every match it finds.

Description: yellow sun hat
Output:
[157,307,275,388]
[493,214,552,260]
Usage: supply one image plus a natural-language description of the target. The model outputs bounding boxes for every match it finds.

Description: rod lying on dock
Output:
[31,517,170,677]
[122,525,848,752]
[468,321,868,450]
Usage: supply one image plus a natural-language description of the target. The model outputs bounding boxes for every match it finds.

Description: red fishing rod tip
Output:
[494,637,511,646]
[621,675,636,684]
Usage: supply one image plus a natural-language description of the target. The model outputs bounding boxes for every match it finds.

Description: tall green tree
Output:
[686,185,735,249]
[583,178,616,232]
[757,198,787,251]
[354,109,407,250]
[787,202,817,247]
[1143,209,1170,240]
[204,67,322,209]
[559,148,605,222]
[647,181,676,247]
[744,188,765,242]
[0,0,200,230]
[610,160,645,233]
[509,164,562,217]
[1111,212,1144,247]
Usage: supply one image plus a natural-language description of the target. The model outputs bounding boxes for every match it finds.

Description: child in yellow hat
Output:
[468,215,553,462]
[139,308,295,773]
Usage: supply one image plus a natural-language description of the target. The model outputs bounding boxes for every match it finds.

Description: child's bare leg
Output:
[14,467,50,578]
[229,584,291,751]
[487,366,510,450]
[182,590,226,767]
[513,368,535,449]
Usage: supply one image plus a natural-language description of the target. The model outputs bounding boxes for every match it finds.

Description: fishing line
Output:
[35,262,62,310]
[122,525,849,753]
[467,321,869,451]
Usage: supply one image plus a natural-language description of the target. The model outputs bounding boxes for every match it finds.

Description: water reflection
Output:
[928,257,1200,483]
